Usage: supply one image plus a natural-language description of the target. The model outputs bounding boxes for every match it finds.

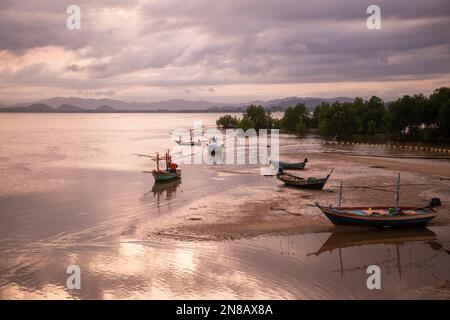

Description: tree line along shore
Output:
[216,87,450,144]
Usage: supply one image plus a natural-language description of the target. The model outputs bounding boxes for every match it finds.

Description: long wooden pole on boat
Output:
[338,180,343,207]
[156,152,160,171]
[166,149,171,170]
[395,173,400,211]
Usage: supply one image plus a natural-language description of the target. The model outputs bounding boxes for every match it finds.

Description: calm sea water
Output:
[0,113,449,299]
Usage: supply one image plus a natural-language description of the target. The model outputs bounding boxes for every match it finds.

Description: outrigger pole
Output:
[133,152,164,171]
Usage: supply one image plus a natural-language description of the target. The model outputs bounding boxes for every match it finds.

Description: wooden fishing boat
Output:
[135,150,181,182]
[150,169,181,182]
[316,204,438,227]
[277,168,333,190]
[271,158,308,170]
[315,174,441,227]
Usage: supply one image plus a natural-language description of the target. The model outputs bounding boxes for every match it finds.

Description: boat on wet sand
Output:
[316,204,438,227]
[277,168,333,190]
[271,158,308,170]
[316,174,441,227]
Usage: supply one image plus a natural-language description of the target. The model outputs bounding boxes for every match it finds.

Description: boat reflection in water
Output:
[309,227,443,278]
[144,178,181,203]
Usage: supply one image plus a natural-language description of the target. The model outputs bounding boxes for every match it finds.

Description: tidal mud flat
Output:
[141,152,450,241]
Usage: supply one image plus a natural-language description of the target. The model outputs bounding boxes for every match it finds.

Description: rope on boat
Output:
[337,153,450,160]
[329,183,437,193]
[330,183,435,188]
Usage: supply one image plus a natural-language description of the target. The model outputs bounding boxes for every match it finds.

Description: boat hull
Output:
[316,204,437,227]
[272,160,306,170]
[277,172,329,190]
[152,170,181,182]
[279,179,327,190]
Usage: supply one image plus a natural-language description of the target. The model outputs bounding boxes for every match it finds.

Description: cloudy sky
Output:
[0,0,449,104]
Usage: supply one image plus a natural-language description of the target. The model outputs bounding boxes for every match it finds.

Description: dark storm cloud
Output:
[141,0,449,25]
[0,0,139,52]
[0,0,449,85]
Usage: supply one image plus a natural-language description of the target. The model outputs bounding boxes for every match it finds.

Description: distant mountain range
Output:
[0,96,355,112]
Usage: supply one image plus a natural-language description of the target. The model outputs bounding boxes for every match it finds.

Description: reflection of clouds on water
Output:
[0,114,221,196]
[89,242,153,277]
[1,227,449,299]
[1,283,73,300]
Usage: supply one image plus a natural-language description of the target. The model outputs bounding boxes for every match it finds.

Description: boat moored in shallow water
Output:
[135,149,181,182]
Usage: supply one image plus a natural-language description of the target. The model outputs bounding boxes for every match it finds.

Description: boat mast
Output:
[166,149,170,170]
[156,152,160,171]
[338,180,343,207]
[395,173,400,212]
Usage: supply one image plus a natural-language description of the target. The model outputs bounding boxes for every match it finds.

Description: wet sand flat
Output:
[143,152,450,242]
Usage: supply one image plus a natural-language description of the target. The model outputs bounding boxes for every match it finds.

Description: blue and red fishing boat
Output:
[316,204,439,227]
[316,174,441,227]
[135,149,181,182]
